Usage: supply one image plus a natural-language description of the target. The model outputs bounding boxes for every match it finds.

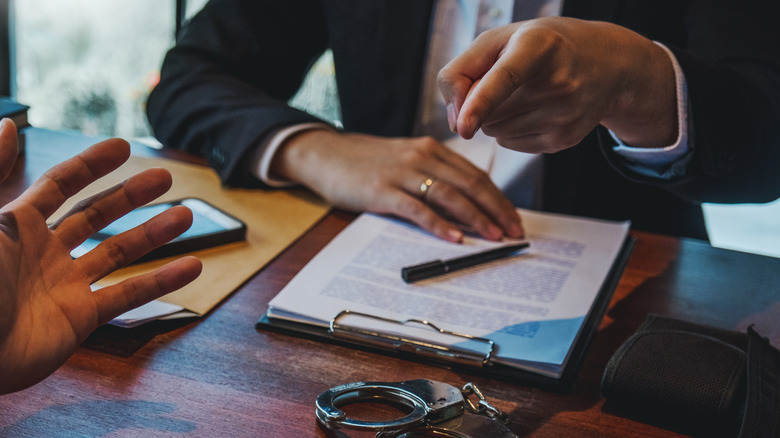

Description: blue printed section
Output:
[455,316,586,366]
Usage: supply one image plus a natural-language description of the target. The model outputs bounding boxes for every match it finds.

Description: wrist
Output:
[271,128,342,188]
[601,31,678,148]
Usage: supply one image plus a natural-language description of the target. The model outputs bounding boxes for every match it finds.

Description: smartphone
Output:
[71,198,247,263]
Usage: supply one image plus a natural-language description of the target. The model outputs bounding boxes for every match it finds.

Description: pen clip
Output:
[329,310,495,367]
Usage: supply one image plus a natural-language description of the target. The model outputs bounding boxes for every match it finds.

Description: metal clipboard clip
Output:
[329,310,496,367]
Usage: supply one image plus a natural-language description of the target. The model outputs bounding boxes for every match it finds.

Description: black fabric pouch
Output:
[601,315,780,437]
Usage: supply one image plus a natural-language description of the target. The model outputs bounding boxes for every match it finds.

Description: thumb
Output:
[438,31,509,138]
[0,119,19,185]
[457,26,546,138]
[438,63,478,136]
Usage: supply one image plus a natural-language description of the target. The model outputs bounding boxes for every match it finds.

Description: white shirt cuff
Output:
[251,123,334,187]
[610,42,692,180]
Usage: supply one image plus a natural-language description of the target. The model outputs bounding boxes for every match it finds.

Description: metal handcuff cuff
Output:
[316,379,518,437]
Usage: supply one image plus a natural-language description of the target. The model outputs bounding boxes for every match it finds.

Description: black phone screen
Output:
[71,198,246,262]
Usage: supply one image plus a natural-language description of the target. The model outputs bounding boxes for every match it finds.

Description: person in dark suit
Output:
[147,0,780,242]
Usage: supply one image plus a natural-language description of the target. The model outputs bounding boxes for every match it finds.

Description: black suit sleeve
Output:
[146,0,329,187]
[599,0,780,205]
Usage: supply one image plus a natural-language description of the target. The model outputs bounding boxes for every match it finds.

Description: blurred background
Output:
[3,0,779,257]
[12,0,341,139]
[13,0,208,138]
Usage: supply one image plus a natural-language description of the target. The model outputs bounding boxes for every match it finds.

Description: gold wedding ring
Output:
[419,178,434,199]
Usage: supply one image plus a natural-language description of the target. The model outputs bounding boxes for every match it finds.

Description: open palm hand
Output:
[0,120,202,394]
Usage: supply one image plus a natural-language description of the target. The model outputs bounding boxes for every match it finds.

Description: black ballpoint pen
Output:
[401,242,530,283]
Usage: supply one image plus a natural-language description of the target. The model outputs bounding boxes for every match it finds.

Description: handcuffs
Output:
[315,379,518,437]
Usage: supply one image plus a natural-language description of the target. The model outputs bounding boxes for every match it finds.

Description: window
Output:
[11,0,207,139]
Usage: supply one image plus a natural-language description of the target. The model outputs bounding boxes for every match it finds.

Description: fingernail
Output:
[487,224,503,240]
[446,103,458,133]
[447,228,464,243]
[462,115,477,139]
[509,213,523,237]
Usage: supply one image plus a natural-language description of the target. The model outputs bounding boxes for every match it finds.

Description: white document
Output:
[108,300,189,328]
[267,210,629,377]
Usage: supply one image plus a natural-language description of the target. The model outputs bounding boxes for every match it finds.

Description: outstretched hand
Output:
[438,17,678,152]
[0,119,202,394]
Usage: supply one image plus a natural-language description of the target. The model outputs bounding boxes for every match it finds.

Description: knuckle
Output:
[68,198,91,215]
[43,168,76,199]
[362,176,386,195]
[99,239,131,269]
[81,203,111,232]
[432,180,457,200]
[460,170,490,190]
[493,64,525,90]
[549,70,581,97]
[526,25,567,52]
[399,137,442,164]
[398,140,428,161]
[395,195,428,219]
[437,67,455,87]
[119,281,145,314]
[415,136,441,152]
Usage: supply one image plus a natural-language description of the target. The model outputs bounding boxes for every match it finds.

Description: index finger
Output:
[438,30,508,132]
[456,27,549,138]
[18,138,131,219]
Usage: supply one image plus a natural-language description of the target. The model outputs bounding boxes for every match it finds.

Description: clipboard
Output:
[256,236,634,392]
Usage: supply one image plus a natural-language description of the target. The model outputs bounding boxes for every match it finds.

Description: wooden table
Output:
[2,129,779,437]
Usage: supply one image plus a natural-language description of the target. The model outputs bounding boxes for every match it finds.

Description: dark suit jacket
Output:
[147,0,780,240]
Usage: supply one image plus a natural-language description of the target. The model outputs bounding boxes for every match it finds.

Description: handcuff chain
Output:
[460,382,509,424]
